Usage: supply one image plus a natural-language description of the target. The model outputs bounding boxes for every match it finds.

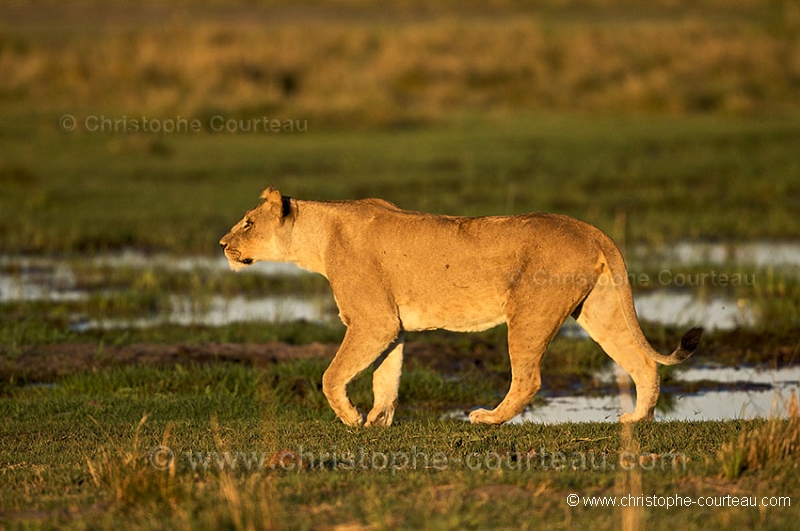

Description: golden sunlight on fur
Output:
[220,188,702,427]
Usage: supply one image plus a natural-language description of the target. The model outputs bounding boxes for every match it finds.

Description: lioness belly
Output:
[390,257,513,332]
[397,299,507,332]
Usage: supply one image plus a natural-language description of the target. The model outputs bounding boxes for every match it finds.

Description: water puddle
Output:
[88,251,306,276]
[558,292,757,337]
[0,258,85,302]
[633,292,757,332]
[168,295,328,326]
[1,253,329,329]
[634,241,800,269]
[70,295,331,331]
[447,365,800,423]
[0,247,774,331]
[3,249,798,423]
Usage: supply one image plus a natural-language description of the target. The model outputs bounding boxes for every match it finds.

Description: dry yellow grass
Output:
[718,391,800,480]
[1,1,799,124]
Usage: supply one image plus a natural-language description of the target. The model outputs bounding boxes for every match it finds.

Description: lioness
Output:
[220,187,702,426]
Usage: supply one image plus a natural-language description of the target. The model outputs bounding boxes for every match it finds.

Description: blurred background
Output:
[2,0,800,253]
[1,0,799,350]
[4,5,800,525]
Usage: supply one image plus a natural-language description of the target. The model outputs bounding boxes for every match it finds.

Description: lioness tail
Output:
[653,326,704,366]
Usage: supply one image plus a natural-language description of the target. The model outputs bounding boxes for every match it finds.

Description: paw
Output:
[365,407,395,427]
[339,408,365,427]
[469,408,496,425]
[619,412,635,423]
[619,411,653,423]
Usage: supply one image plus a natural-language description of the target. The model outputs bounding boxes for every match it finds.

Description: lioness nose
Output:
[219,241,227,250]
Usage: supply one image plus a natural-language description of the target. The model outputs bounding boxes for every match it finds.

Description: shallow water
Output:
[643,241,800,269]
[0,247,775,330]
[633,292,757,332]
[501,366,800,423]
[1,253,331,331]
[88,252,306,276]
[444,366,800,423]
[71,295,330,331]
[0,258,84,303]
[499,389,794,423]
[3,249,799,423]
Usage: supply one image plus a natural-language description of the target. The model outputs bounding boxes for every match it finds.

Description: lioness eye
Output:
[243,219,253,230]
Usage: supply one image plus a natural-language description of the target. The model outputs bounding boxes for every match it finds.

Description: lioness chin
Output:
[220,187,703,426]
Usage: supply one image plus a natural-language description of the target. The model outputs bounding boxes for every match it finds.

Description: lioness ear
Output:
[261,186,282,203]
[260,186,289,223]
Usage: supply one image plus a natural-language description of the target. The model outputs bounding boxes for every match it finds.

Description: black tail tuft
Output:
[680,327,704,353]
[652,326,704,366]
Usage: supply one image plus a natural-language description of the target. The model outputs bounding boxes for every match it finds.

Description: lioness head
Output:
[219,187,292,271]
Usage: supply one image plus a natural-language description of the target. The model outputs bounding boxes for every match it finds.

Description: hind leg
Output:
[469,306,571,425]
[574,290,659,422]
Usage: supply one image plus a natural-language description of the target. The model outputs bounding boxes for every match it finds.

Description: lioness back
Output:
[325,203,609,333]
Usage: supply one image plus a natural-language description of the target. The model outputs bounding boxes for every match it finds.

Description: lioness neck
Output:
[285,199,332,277]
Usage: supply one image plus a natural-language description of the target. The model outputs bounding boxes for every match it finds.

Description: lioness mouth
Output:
[240,258,254,265]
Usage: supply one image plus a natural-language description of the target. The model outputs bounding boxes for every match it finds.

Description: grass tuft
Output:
[718,391,800,479]
[86,414,182,508]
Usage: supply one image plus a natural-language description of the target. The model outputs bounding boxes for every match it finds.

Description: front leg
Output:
[322,324,401,427]
[366,333,404,427]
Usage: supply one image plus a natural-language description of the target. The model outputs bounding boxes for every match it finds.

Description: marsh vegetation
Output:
[2,0,800,528]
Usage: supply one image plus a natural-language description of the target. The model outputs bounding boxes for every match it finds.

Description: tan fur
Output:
[220,187,702,426]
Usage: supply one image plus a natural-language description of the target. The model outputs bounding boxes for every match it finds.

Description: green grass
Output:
[3,1,800,528]
[2,111,800,254]
[2,0,799,253]
[1,363,797,529]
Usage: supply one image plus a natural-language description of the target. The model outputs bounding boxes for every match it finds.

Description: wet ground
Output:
[4,337,797,423]
[467,365,800,424]
[0,244,781,330]
[2,244,799,423]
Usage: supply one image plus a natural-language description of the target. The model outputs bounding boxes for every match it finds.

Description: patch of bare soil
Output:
[0,333,509,386]
[2,328,797,393]
[0,342,337,384]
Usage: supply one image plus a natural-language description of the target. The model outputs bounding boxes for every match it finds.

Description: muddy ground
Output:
[2,328,797,398]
